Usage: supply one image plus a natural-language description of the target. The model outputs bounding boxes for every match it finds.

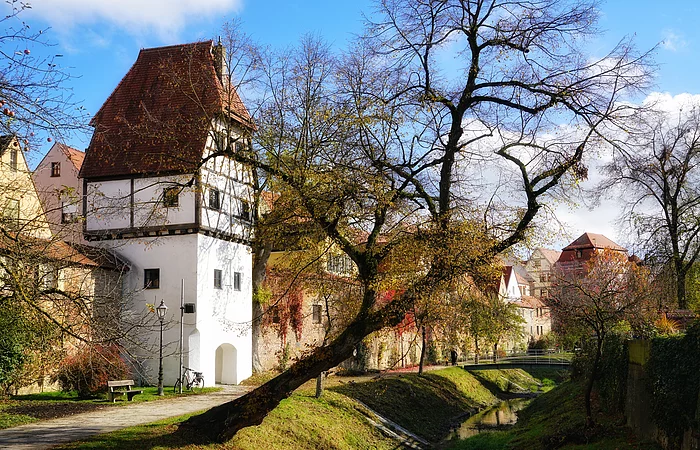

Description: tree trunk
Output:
[315,372,324,398]
[676,263,688,310]
[474,338,480,364]
[492,342,498,363]
[585,336,604,428]
[251,244,271,373]
[180,290,407,442]
[418,326,426,374]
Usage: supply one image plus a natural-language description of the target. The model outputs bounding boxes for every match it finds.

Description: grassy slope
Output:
[445,380,660,450]
[333,367,555,443]
[60,389,398,450]
[58,367,592,450]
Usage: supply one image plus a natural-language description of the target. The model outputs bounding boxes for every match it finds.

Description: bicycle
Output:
[174,367,204,393]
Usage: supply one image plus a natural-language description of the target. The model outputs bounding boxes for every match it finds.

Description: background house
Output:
[525,248,561,299]
[33,142,86,244]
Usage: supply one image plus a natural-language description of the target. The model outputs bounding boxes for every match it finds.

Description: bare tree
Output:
[0,1,86,146]
[179,0,652,441]
[600,106,700,309]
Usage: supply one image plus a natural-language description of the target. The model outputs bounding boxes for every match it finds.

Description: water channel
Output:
[452,397,532,439]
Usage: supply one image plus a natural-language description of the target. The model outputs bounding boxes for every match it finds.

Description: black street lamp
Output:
[156,300,168,396]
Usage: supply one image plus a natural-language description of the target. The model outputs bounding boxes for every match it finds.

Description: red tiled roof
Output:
[514,295,546,309]
[537,248,562,264]
[503,266,513,287]
[562,232,626,252]
[81,41,252,179]
[54,143,85,171]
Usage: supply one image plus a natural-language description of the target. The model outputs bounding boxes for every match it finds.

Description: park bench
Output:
[107,380,143,402]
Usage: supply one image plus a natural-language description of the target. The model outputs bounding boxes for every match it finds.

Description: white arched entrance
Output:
[215,343,238,385]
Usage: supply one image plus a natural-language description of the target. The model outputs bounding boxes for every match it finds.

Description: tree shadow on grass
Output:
[332,369,489,443]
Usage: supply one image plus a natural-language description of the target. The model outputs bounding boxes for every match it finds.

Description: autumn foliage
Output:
[53,344,129,398]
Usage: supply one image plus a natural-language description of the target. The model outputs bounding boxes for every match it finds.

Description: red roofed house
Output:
[33,142,87,244]
[556,232,627,274]
[80,41,255,386]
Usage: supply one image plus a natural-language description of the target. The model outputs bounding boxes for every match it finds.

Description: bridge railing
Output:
[459,349,573,366]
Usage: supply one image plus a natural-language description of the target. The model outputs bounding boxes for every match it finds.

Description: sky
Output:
[6,0,700,254]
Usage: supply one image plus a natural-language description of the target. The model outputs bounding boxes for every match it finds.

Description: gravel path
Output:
[0,385,252,450]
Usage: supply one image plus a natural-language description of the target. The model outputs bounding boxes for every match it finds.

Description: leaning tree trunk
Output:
[251,244,271,373]
[418,325,426,374]
[180,291,407,442]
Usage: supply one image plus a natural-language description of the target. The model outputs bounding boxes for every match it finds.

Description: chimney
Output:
[212,37,227,85]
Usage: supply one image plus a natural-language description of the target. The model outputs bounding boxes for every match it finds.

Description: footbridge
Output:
[460,353,572,371]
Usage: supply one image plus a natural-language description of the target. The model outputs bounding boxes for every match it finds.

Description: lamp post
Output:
[156,300,167,396]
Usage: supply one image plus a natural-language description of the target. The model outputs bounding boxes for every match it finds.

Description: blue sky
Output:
[8,0,700,250]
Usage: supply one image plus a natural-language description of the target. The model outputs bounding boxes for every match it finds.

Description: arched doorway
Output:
[187,329,200,370]
[215,343,238,385]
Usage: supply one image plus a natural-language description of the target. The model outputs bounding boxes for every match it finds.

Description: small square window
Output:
[233,271,241,291]
[240,200,251,222]
[61,202,79,223]
[163,187,179,207]
[214,269,223,289]
[51,162,61,177]
[312,304,322,324]
[3,199,19,222]
[209,188,221,210]
[144,268,160,289]
[9,149,17,171]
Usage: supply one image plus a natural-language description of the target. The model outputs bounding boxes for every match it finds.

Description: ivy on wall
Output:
[646,321,700,443]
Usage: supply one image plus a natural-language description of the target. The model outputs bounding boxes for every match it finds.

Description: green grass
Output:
[444,379,661,450]
[0,386,221,430]
[333,367,497,442]
[59,390,399,450]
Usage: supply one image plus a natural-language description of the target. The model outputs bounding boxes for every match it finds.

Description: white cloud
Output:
[19,0,242,41]
[661,30,688,52]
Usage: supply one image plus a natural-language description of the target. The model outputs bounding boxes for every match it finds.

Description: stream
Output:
[451,398,532,439]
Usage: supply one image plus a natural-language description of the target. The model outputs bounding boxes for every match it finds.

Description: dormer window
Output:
[209,188,222,210]
[51,162,61,177]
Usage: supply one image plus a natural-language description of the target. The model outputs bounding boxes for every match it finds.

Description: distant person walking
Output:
[450,349,458,366]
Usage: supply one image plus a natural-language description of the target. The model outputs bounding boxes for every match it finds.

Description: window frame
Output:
[214,269,223,289]
[144,268,160,289]
[9,148,17,171]
[209,188,222,211]
[163,187,179,208]
[233,271,242,291]
[51,161,61,177]
[312,304,322,324]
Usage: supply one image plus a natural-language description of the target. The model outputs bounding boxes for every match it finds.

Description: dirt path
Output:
[0,385,252,450]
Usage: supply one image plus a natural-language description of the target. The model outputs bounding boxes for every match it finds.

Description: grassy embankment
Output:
[57,367,558,449]
[52,366,662,450]
[444,379,661,450]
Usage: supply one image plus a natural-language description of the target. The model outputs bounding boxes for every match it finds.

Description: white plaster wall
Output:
[195,234,252,385]
[96,232,252,386]
[133,175,196,227]
[85,180,131,230]
[95,234,199,386]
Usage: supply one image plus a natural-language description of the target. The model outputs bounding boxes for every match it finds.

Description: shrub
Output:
[53,344,130,398]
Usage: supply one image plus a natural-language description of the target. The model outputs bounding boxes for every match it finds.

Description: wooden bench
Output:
[107,380,143,402]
